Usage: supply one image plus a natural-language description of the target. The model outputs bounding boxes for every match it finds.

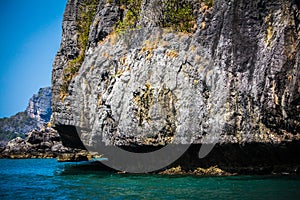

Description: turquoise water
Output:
[0,159,300,199]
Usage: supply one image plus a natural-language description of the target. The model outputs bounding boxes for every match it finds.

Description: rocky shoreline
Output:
[1,126,299,176]
[162,142,300,176]
[1,127,299,176]
[0,126,100,162]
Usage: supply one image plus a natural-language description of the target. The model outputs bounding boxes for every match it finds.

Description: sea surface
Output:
[0,159,300,200]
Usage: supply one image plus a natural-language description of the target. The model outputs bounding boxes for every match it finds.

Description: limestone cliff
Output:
[52,0,300,148]
[26,87,52,128]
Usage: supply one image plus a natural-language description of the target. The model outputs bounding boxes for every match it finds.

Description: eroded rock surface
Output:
[52,0,300,148]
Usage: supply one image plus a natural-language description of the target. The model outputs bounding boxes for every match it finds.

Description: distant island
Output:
[0,87,52,145]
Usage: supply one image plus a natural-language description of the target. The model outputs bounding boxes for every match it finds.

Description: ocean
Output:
[0,159,299,199]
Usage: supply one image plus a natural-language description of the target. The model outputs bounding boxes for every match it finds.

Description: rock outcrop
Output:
[159,165,233,176]
[0,126,95,161]
[1,127,66,158]
[52,0,300,173]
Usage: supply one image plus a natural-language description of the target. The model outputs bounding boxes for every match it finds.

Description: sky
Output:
[0,0,67,118]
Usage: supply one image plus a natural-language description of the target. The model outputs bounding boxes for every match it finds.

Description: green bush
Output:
[115,0,143,33]
[203,0,214,7]
[115,0,196,33]
[162,0,195,33]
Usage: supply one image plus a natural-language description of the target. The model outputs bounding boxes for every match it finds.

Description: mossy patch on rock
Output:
[203,0,214,8]
[115,0,143,33]
[133,83,154,126]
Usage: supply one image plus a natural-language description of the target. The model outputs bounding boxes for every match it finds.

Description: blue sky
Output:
[0,0,67,118]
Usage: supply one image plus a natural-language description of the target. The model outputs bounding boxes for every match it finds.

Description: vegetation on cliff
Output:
[203,0,214,7]
[61,0,101,101]
[116,0,143,33]
[162,0,196,33]
[59,0,215,101]
[115,0,197,33]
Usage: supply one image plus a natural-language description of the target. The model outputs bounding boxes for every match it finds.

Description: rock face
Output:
[52,0,300,172]
[0,87,52,144]
[26,87,52,128]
